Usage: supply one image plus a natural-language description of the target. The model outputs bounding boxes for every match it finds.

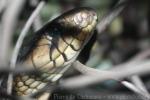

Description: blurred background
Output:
[0,0,150,100]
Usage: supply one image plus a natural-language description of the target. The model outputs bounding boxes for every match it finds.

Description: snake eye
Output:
[73,11,97,29]
[56,7,97,32]
[74,13,82,25]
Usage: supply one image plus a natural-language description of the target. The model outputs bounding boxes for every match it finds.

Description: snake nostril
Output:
[90,12,97,20]
[93,13,96,16]
[92,11,97,16]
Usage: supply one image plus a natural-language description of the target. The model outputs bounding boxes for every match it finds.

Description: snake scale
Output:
[14,7,98,97]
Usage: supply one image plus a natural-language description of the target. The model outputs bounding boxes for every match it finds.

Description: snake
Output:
[13,7,98,97]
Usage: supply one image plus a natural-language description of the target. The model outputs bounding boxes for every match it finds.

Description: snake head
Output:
[54,7,98,33]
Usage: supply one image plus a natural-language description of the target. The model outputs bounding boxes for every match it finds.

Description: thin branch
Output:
[73,61,115,77]
[33,15,43,31]
[61,60,150,88]
[123,49,150,95]
[7,1,46,94]
[121,81,150,100]
[130,76,149,95]
[96,0,128,33]
[0,0,25,66]
[128,48,150,62]
[121,81,141,95]
[0,65,40,75]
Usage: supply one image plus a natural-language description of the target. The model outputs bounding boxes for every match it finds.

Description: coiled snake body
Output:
[14,7,98,96]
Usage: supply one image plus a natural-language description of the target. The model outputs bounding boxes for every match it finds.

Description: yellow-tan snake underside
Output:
[13,7,98,98]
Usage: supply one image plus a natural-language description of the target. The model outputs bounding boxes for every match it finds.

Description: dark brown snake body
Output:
[14,7,98,96]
